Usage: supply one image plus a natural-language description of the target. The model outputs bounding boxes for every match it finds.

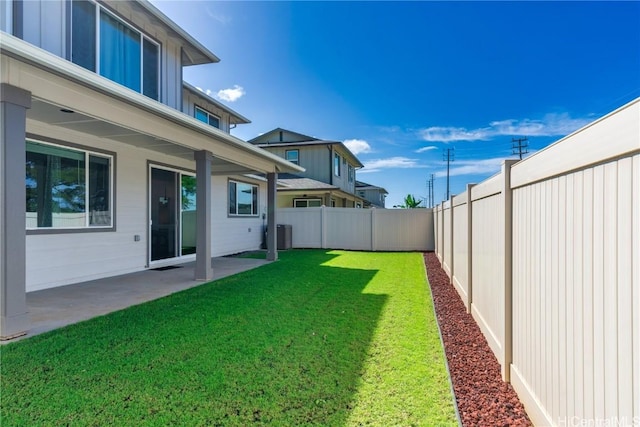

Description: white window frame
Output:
[285,149,299,165]
[70,0,161,99]
[228,179,259,217]
[26,138,114,231]
[293,198,322,208]
[194,105,221,129]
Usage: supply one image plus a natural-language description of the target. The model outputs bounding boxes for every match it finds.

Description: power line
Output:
[512,137,529,160]
[443,148,454,200]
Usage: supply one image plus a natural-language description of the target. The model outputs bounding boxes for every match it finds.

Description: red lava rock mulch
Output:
[424,252,532,427]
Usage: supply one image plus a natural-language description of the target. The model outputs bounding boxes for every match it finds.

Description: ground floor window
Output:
[26,139,113,229]
[228,180,258,216]
[293,198,322,208]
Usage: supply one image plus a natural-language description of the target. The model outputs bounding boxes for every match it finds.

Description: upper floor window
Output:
[71,0,159,100]
[195,106,220,129]
[228,180,258,216]
[348,165,354,182]
[285,149,299,165]
[26,140,113,230]
[334,153,341,176]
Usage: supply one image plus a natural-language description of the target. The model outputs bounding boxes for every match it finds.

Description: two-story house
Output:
[249,128,365,208]
[355,180,388,208]
[0,0,303,339]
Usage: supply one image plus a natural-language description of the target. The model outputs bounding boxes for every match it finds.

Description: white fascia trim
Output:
[137,0,220,64]
[0,33,304,174]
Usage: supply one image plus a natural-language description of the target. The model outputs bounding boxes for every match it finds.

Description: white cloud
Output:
[205,89,212,96]
[360,157,421,173]
[206,7,232,25]
[419,113,591,143]
[343,139,372,155]
[434,157,506,178]
[217,85,245,102]
[415,146,438,153]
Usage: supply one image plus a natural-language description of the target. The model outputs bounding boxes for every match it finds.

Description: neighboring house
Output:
[249,128,365,208]
[0,0,302,340]
[356,180,388,208]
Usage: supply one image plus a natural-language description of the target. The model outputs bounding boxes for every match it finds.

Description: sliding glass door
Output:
[150,167,196,262]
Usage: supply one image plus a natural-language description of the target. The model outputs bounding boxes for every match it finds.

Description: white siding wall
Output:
[22,0,66,57]
[211,176,266,256]
[25,122,265,291]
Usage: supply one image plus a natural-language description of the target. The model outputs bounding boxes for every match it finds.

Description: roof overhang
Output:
[1,33,304,176]
[135,0,220,65]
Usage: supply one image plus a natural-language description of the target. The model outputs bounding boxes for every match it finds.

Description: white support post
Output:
[0,84,31,340]
[194,150,213,281]
[266,172,278,261]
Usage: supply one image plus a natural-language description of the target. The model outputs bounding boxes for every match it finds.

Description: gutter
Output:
[0,33,304,175]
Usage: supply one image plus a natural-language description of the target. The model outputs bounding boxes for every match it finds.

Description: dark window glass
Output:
[88,155,111,226]
[143,38,159,100]
[228,181,236,215]
[208,114,220,128]
[286,150,299,165]
[71,0,96,71]
[252,186,258,215]
[99,10,141,92]
[26,142,86,228]
[195,107,208,123]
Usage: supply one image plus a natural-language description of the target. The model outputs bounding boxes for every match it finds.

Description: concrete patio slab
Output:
[6,256,269,343]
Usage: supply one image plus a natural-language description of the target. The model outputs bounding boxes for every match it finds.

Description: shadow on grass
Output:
[2,250,385,426]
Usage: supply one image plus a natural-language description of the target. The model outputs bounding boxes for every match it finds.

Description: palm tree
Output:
[394,194,422,209]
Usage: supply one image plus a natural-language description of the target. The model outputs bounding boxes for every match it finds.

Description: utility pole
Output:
[426,173,434,208]
[443,148,454,200]
[512,137,529,160]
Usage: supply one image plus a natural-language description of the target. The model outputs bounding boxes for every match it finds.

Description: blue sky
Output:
[152,1,640,208]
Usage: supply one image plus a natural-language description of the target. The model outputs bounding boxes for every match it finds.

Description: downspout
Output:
[328,145,333,185]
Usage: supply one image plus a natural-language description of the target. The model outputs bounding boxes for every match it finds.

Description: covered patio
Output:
[3,255,270,343]
[0,34,303,340]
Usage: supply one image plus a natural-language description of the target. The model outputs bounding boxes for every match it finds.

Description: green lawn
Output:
[1,250,456,426]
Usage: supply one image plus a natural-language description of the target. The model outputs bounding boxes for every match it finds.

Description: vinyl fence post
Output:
[371,207,377,251]
[502,160,517,382]
[466,183,475,313]
[321,205,327,249]
[449,195,455,283]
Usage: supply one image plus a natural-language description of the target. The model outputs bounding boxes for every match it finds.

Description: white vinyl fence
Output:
[434,98,639,426]
[276,206,434,252]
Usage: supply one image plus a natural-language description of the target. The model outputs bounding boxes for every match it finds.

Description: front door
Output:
[150,168,178,261]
